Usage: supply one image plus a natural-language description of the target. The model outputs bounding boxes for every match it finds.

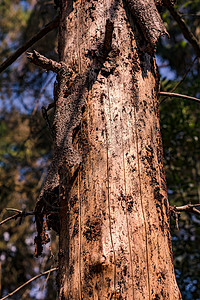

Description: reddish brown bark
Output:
[57,1,181,299]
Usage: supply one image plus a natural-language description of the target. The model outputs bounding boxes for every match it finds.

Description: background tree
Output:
[0,0,199,299]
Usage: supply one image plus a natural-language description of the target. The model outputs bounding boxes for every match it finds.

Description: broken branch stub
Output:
[27,50,65,73]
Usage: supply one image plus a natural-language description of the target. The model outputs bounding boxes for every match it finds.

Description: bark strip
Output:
[125,0,168,54]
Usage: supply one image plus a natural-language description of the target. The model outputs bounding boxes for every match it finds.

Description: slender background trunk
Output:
[58,1,181,299]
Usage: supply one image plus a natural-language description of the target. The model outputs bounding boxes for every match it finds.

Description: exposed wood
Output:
[56,1,182,299]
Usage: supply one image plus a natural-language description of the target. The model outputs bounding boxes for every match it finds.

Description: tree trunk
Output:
[57,1,181,299]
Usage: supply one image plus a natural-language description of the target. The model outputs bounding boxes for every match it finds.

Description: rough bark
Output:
[57,0,181,299]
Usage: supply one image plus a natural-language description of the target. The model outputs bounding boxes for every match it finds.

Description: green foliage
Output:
[159,0,200,76]
[0,110,57,299]
[160,92,200,299]
[159,1,200,296]
[0,1,58,297]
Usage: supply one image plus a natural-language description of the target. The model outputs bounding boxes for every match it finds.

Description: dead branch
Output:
[6,208,22,213]
[170,204,200,217]
[164,0,200,57]
[0,214,19,226]
[159,92,200,104]
[0,16,59,74]
[159,56,197,104]
[27,50,64,73]
[0,267,58,300]
[0,208,58,227]
[0,209,35,226]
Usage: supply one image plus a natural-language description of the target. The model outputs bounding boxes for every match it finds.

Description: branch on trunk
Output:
[159,92,200,104]
[164,0,200,57]
[0,267,58,300]
[170,203,200,216]
[27,50,67,73]
[170,204,200,230]
[125,0,168,54]
[170,204,200,217]
[0,16,59,74]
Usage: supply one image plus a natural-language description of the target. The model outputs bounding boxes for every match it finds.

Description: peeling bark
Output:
[125,0,168,54]
[55,0,181,299]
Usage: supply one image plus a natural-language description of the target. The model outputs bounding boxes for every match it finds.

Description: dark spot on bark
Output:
[154,186,166,231]
[101,110,105,121]
[127,197,134,212]
[72,215,79,237]
[100,93,106,104]
[123,265,127,276]
[154,186,164,202]
[69,264,74,275]
[118,192,134,212]
[164,197,169,211]
[150,174,159,186]
[83,215,102,241]
[132,56,141,73]
[89,261,105,274]
[106,277,111,288]
[69,195,78,208]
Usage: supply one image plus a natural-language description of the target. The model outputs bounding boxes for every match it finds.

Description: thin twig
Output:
[164,0,200,57]
[42,268,51,291]
[0,210,35,226]
[159,92,200,104]
[0,16,59,74]
[6,208,22,213]
[0,208,58,227]
[0,267,58,300]
[170,204,200,217]
[159,56,197,104]
[0,214,19,226]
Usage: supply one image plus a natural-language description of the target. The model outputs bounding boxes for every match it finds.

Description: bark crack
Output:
[120,106,135,299]
[133,103,151,299]
[105,80,117,296]
[78,171,82,300]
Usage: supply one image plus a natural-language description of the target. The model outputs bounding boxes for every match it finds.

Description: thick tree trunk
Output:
[57,1,181,299]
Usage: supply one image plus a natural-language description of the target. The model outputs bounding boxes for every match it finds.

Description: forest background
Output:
[0,0,199,299]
